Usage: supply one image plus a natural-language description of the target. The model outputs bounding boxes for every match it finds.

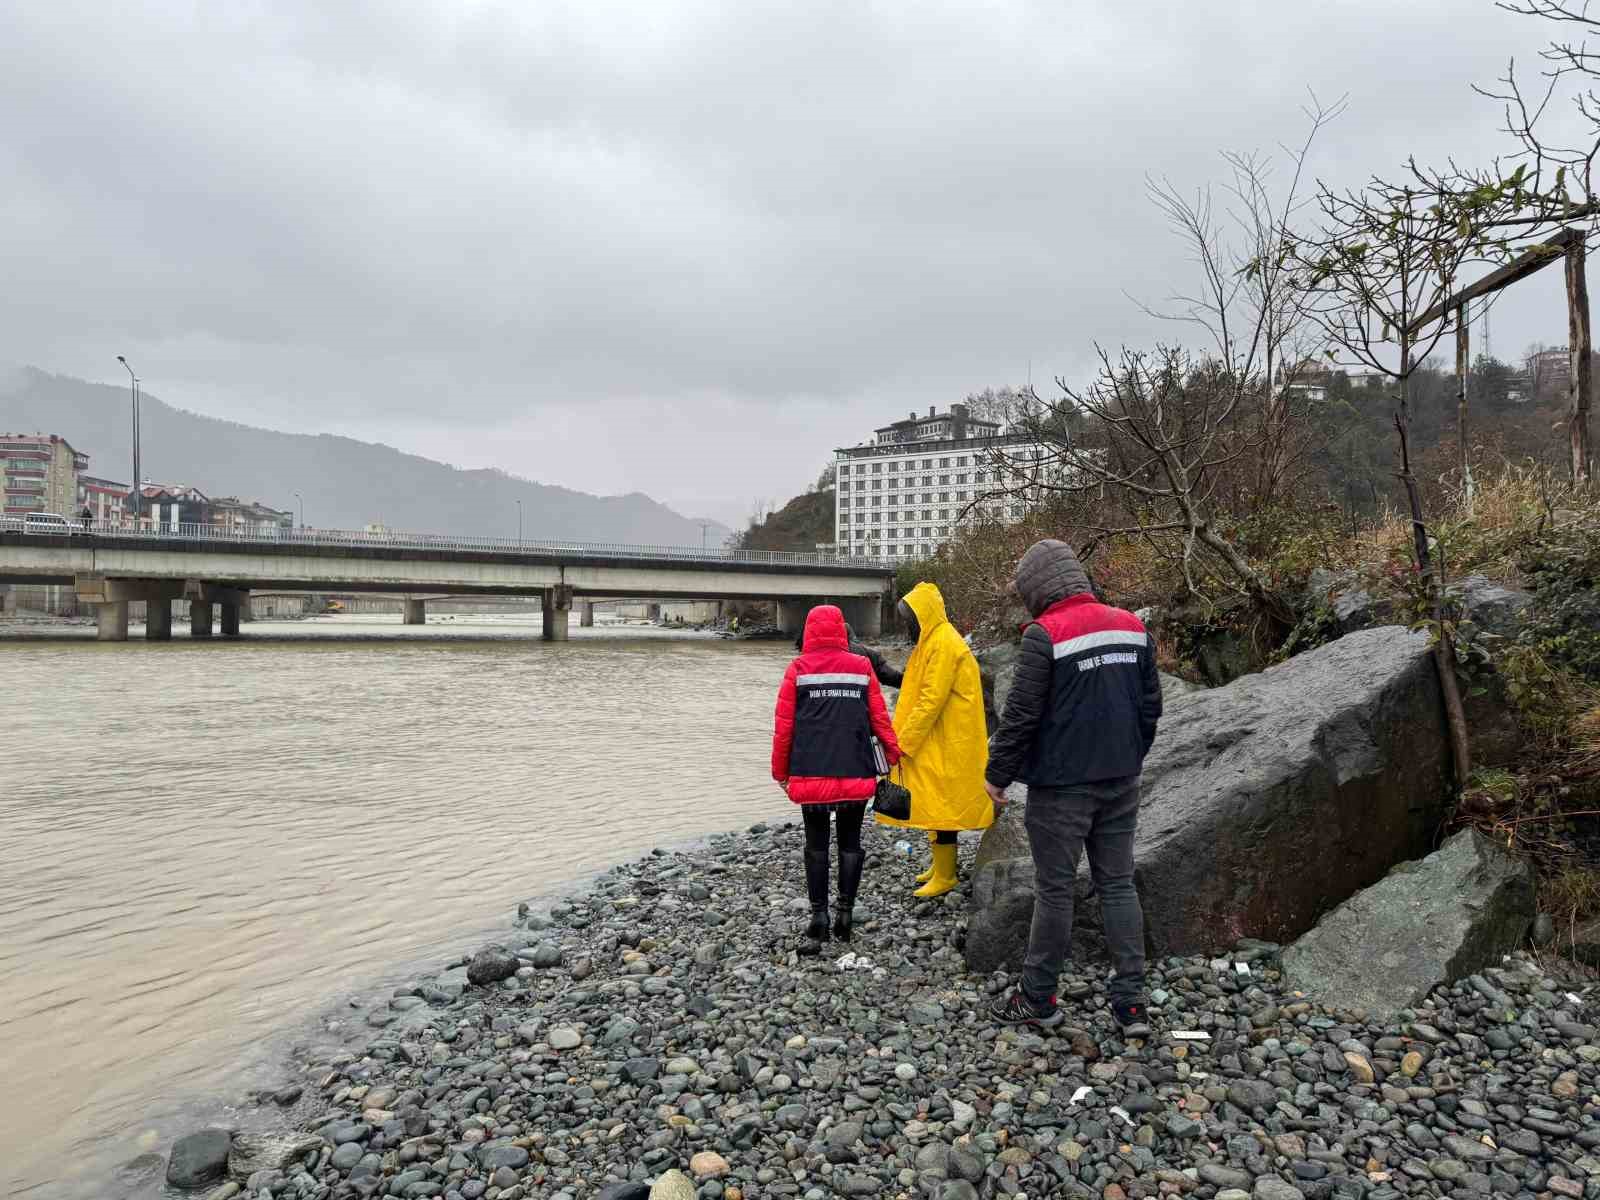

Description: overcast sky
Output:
[0,0,1584,525]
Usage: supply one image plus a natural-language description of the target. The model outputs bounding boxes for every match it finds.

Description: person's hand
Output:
[985,781,1009,812]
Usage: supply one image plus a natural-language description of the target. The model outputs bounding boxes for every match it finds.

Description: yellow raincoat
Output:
[876,582,992,832]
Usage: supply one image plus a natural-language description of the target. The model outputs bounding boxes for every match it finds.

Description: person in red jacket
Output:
[772,604,902,951]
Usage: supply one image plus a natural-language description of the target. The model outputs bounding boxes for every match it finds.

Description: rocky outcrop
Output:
[966,626,1453,972]
[1281,829,1535,1018]
[1450,574,1534,637]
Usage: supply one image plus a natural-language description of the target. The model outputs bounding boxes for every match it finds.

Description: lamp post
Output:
[516,498,523,544]
[116,356,140,527]
[293,490,303,530]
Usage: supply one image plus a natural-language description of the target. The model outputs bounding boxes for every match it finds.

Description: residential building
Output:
[1530,346,1572,395]
[141,484,211,528]
[833,403,1045,560]
[2,433,87,519]
[78,475,130,524]
[210,496,293,535]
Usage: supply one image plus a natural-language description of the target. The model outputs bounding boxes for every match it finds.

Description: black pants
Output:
[802,802,866,853]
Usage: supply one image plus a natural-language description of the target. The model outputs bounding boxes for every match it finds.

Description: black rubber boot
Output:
[833,850,865,941]
[800,850,831,953]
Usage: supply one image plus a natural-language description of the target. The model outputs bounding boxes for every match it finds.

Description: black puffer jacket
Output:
[986,539,1161,789]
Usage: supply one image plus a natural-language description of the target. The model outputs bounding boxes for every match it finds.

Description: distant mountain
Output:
[0,367,731,546]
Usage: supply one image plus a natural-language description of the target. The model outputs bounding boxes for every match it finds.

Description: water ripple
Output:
[0,623,794,1197]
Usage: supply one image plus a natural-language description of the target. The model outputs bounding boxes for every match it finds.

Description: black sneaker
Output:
[1111,1000,1152,1038]
[989,988,1064,1029]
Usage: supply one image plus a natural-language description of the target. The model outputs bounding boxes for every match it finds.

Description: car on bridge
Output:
[18,513,82,536]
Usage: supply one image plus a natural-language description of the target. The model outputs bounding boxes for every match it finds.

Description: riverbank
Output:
[162,818,1600,1200]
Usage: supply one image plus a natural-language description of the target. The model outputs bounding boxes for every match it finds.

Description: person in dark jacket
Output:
[773,605,903,951]
[793,623,903,688]
[983,539,1161,1036]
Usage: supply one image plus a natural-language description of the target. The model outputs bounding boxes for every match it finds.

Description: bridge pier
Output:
[97,600,129,641]
[542,586,571,642]
[191,601,214,637]
[146,600,174,642]
[404,598,426,625]
[838,595,884,639]
[580,601,595,628]
[776,599,809,637]
[221,601,242,637]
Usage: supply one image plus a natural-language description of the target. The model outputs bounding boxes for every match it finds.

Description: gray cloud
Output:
[0,0,1581,524]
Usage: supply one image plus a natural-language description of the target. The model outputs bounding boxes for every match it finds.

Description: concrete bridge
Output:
[0,524,893,642]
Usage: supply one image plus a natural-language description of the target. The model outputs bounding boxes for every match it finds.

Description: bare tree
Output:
[988,350,1297,628]
[1477,0,1600,222]
[1138,92,1347,509]
[973,100,1344,630]
[1287,168,1513,789]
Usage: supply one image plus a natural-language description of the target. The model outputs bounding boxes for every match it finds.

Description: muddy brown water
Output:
[0,617,798,1198]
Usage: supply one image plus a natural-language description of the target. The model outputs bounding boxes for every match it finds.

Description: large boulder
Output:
[966,626,1452,972]
[1281,829,1535,1018]
[166,1129,232,1189]
[1449,574,1533,637]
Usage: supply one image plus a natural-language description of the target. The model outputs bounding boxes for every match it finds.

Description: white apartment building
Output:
[834,403,1045,559]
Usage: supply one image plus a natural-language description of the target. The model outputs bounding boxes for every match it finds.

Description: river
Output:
[0,616,797,1198]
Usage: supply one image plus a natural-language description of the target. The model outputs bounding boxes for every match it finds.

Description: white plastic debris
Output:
[1235,962,1251,975]
[1109,1105,1135,1127]
[1568,992,1584,1005]
[836,952,878,972]
[1171,1031,1212,1041]
[1069,1085,1094,1106]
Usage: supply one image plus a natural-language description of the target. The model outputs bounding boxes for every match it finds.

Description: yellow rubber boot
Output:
[913,840,959,898]
[915,831,938,884]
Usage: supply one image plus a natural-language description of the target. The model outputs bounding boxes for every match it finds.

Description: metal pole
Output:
[117,356,139,527]
[516,498,523,543]
[293,490,303,529]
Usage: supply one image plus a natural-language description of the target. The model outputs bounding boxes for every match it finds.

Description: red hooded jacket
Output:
[772,605,901,804]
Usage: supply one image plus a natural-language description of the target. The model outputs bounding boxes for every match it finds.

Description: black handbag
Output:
[872,744,912,820]
[873,776,912,821]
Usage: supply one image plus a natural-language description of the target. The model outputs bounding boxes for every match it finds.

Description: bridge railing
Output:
[5,517,893,570]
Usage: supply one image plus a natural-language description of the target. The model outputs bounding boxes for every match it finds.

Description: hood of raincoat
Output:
[1014,539,1092,619]
[901,581,950,644]
[876,579,992,833]
[801,604,849,653]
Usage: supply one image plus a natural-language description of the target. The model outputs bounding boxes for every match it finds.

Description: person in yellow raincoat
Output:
[875,581,991,897]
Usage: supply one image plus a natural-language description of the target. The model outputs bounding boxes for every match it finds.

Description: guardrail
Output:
[0,518,893,570]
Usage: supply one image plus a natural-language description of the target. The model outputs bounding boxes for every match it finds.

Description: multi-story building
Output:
[2,433,88,519]
[78,475,130,524]
[210,496,293,535]
[140,484,212,528]
[833,403,1042,560]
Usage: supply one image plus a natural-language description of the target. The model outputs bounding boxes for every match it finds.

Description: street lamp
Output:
[293,490,304,530]
[516,498,523,544]
[116,356,140,527]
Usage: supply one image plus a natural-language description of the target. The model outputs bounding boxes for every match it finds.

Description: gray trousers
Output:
[1021,777,1146,1006]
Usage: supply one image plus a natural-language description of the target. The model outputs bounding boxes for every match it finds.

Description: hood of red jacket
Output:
[802,604,849,653]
